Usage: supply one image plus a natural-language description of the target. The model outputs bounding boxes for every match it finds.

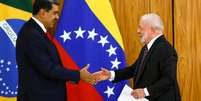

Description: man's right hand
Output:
[80,64,96,85]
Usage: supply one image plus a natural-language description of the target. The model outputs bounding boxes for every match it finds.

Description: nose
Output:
[137,28,141,35]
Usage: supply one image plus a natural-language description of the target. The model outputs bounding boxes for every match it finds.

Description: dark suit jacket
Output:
[113,36,181,101]
[16,18,80,101]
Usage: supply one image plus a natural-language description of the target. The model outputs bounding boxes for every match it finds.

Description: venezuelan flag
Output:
[51,0,128,101]
[0,0,32,101]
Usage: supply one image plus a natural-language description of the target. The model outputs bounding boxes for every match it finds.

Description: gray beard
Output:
[140,37,145,44]
[140,32,148,44]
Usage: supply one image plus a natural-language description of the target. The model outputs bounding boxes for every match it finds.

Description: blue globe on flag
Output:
[0,19,26,97]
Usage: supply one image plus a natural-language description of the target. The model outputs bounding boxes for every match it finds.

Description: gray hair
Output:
[140,13,164,32]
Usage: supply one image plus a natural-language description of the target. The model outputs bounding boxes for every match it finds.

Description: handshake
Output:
[80,64,111,85]
[80,64,146,99]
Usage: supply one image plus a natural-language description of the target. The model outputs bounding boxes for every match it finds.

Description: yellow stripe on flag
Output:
[0,97,16,101]
[85,0,125,50]
[0,3,31,21]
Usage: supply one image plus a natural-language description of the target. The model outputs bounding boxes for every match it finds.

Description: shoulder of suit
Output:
[157,40,177,57]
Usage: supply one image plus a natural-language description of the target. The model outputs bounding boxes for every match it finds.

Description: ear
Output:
[150,27,155,32]
[150,27,158,34]
[38,9,46,18]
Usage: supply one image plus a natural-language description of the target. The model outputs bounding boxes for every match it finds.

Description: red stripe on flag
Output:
[47,34,103,101]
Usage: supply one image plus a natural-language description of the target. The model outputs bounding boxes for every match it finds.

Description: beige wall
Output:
[174,0,201,101]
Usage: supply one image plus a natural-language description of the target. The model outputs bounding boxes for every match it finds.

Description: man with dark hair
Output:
[16,0,95,101]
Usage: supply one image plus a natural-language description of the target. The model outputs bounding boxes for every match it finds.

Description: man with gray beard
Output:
[94,13,181,101]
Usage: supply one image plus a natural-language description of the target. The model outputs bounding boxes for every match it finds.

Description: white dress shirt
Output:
[31,16,47,33]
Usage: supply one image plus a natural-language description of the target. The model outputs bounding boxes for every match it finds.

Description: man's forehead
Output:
[139,21,145,27]
[139,20,150,28]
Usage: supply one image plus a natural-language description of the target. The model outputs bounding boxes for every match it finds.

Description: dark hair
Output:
[33,0,59,15]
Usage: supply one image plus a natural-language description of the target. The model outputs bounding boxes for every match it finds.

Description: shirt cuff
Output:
[109,71,115,81]
[144,88,150,96]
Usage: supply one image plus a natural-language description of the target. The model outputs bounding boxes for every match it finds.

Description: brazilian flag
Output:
[0,0,32,101]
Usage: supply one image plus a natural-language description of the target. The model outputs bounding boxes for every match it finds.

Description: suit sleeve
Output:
[24,32,80,83]
[112,59,139,83]
[147,51,178,99]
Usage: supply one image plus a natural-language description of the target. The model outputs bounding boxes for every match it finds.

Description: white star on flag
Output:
[74,26,86,39]
[111,58,121,69]
[98,35,109,47]
[104,86,115,98]
[0,59,4,64]
[6,68,10,72]
[106,45,117,57]
[7,61,11,65]
[60,30,71,42]
[87,28,98,40]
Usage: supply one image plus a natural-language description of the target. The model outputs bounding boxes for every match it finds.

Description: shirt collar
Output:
[147,33,163,51]
[31,17,47,33]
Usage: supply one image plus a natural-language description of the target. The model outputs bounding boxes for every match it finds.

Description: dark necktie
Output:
[136,45,148,75]
[141,45,148,66]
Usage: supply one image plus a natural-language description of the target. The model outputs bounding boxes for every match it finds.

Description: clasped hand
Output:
[80,65,145,99]
[80,65,111,85]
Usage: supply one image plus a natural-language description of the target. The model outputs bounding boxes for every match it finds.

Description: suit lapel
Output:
[29,18,62,65]
[29,18,51,44]
[135,35,165,84]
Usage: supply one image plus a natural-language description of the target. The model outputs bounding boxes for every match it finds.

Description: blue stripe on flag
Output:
[55,0,128,100]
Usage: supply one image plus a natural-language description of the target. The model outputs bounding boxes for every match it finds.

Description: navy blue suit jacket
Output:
[16,18,80,101]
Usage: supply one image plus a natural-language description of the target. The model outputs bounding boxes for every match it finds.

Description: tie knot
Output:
[144,45,148,54]
[144,45,148,50]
